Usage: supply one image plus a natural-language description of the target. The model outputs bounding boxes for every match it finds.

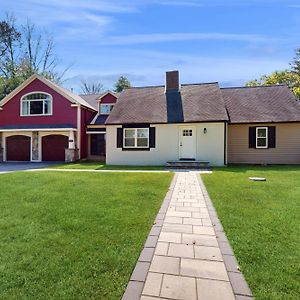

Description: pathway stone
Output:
[122,171,253,300]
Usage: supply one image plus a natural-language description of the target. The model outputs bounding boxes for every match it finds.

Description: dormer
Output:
[98,91,118,115]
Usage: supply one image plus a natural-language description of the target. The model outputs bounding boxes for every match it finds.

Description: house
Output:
[105,71,300,166]
[0,74,98,162]
[1,70,300,165]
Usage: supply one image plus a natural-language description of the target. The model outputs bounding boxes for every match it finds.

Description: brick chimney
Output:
[165,70,180,92]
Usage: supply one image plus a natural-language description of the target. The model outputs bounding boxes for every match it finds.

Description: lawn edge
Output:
[121,173,178,300]
[197,174,254,299]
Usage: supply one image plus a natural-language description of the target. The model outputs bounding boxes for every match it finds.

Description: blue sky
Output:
[2,0,300,91]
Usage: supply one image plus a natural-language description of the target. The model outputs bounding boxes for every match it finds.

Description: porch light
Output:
[203,128,207,134]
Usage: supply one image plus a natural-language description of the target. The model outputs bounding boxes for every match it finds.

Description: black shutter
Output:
[149,127,156,148]
[268,126,276,148]
[249,127,256,148]
[117,128,123,148]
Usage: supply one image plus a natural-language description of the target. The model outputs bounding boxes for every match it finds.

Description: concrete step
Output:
[166,160,210,169]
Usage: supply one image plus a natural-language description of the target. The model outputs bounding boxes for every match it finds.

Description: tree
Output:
[114,75,131,92]
[290,48,300,76]
[246,49,300,99]
[0,14,69,99]
[80,80,104,94]
[246,70,300,99]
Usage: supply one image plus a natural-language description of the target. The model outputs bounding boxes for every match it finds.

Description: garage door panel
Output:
[42,135,68,161]
[6,135,31,161]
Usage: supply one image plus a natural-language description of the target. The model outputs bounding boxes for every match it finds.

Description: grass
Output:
[0,171,173,299]
[201,166,300,300]
[50,161,165,170]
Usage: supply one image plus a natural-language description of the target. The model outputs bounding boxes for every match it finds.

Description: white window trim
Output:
[20,91,53,116]
[123,128,149,148]
[256,127,268,149]
[100,103,114,115]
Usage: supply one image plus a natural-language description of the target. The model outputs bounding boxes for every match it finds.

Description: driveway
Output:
[0,162,57,173]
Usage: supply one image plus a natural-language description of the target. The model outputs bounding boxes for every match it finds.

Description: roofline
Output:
[98,91,118,100]
[105,120,228,125]
[229,120,300,124]
[127,82,219,90]
[221,84,288,90]
[0,74,37,106]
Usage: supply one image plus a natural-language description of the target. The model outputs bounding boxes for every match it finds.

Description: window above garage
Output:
[21,92,52,116]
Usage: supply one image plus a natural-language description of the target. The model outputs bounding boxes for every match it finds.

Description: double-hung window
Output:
[21,93,52,116]
[123,128,149,148]
[256,127,268,148]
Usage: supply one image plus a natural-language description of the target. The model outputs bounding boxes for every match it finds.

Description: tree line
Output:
[246,49,300,98]
[0,14,131,99]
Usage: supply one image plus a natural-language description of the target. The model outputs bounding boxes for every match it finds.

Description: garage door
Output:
[42,135,68,161]
[6,135,31,161]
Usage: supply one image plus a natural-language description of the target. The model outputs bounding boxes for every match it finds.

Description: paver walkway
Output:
[123,172,253,300]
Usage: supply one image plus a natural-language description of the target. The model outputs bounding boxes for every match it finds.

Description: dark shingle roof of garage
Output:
[222,85,300,123]
[106,83,229,124]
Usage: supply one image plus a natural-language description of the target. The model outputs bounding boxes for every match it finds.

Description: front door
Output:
[90,134,106,156]
[179,126,196,160]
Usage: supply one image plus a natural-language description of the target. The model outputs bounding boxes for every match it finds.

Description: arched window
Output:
[21,92,52,116]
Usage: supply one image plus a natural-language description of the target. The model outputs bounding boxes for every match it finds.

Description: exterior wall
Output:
[106,122,225,166]
[228,123,300,164]
[0,78,77,127]
[100,93,117,104]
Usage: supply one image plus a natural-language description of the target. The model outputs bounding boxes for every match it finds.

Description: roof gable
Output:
[0,74,96,111]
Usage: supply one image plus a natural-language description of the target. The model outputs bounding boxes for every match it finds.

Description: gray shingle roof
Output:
[79,94,103,110]
[106,83,229,124]
[222,85,300,123]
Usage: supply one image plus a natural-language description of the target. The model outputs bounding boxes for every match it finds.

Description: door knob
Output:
[180,142,182,146]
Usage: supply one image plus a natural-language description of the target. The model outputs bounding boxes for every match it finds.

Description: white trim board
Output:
[0,128,77,132]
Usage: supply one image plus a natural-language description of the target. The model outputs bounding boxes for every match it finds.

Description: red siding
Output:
[100,93,117,104]
[0,78,77,127]
[80,107,96,158]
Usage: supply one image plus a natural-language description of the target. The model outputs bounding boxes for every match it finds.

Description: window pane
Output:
[137,138,148,147]
[101,104,113,114]
[24,93,50,100]
[22,101,28,115]
[30,101,43,114]
[44,100,51,114]
[257,138,267,147]
[125,129,135,138]
[137,129,148,138]
[124,138,135,147]
[257,128,266,137]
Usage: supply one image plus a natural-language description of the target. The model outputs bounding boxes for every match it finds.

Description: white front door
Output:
[179,126,196,159]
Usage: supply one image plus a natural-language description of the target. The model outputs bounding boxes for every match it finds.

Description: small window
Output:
[21,92,52,116]
[183,129,192,136]
[256,127,268,148]
[123,128,149,148]
[100,104,114,115]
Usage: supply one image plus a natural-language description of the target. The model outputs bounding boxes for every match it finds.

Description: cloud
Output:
[101,32,278,45]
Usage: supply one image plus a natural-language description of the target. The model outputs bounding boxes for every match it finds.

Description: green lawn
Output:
[0,171,173,299]
[201,166,300,300]
[50,161,165,170]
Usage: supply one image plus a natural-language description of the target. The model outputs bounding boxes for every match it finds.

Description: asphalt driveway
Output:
[0,162,57,173]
